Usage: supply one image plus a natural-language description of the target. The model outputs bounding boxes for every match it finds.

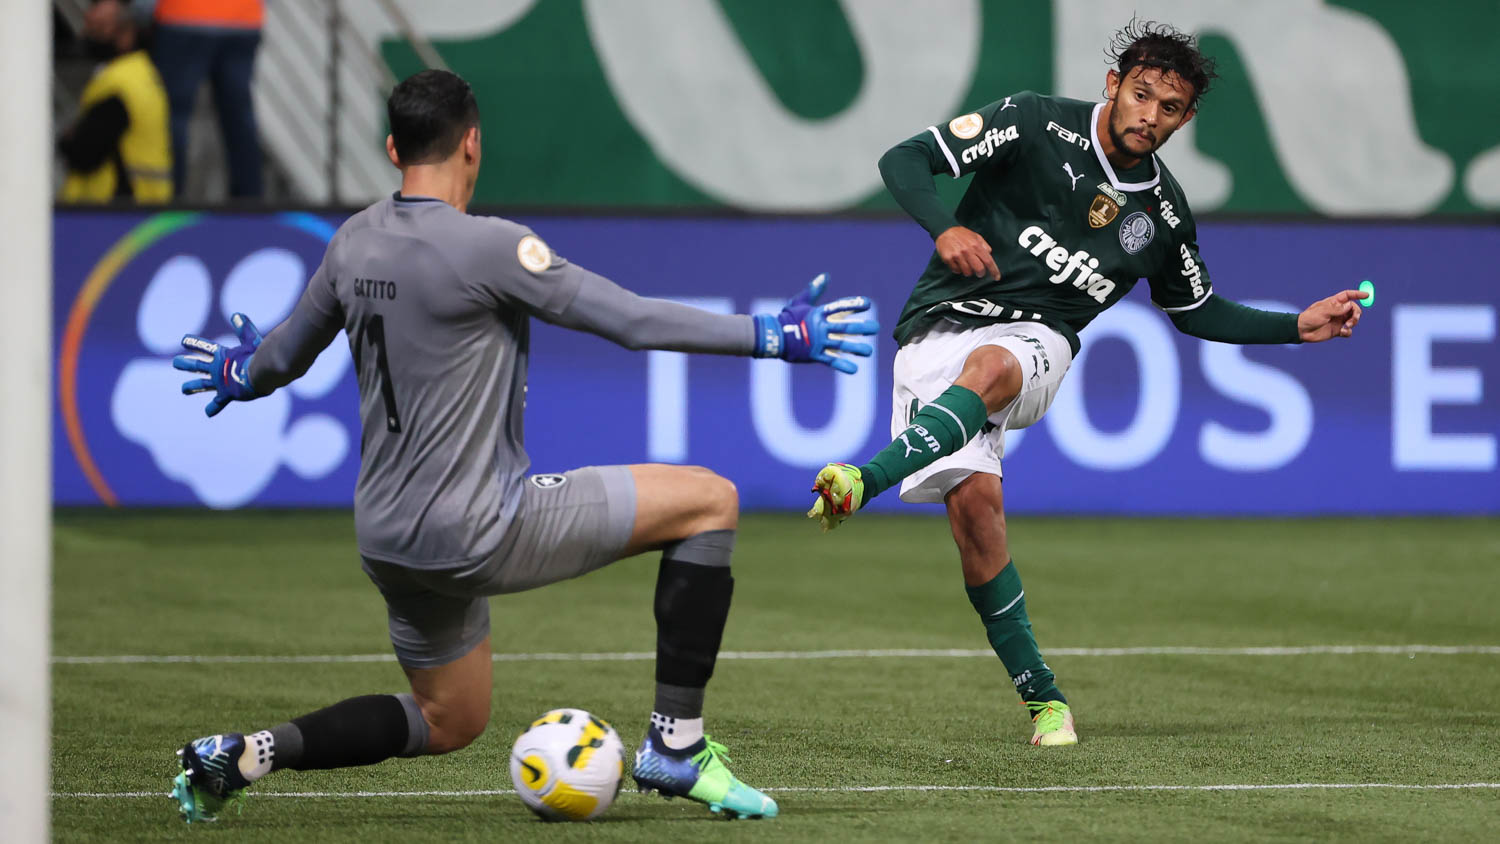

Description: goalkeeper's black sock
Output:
[247,693,428,779]
[651,531,734,749]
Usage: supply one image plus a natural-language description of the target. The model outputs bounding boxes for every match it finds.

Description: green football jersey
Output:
[890,91,1212,355]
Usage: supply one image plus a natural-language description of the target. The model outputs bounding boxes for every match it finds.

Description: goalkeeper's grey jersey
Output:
[249,194,754,567]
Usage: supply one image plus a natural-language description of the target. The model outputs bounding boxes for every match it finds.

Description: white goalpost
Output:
[0,1,52,840]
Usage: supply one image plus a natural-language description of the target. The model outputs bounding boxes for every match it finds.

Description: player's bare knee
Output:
[705,472,739,530]
[423,706,490,755]
[678,465,737,531]
[957,346,1022,412]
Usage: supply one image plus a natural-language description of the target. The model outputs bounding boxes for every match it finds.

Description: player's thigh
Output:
[364,557,493,672]
[892,334,1009,503]
[402,636,494,754]
[954,344,1024,412]
[363,560,494,751]
[622,463,738,556]
[894,321,1068,423]
[461,466,641,594]
[452,464,734,593]
[963,326,1071,427]
[993,325,1072,432]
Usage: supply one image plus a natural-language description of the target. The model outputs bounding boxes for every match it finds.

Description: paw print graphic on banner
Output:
[111,248,352,508]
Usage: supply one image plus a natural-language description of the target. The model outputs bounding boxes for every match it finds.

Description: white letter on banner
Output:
[646,297,733,462]
[1393,305,1497,471]
[748,297,876,467]
[1049,301,1179,470]
[1199,300,1313,471]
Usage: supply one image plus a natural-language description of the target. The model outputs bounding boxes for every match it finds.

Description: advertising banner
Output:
[337,0,1500,215]
[54,210,1497,513]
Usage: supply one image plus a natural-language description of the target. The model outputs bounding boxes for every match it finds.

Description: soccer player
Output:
[807,21,1365,746]
[168,70,877,822]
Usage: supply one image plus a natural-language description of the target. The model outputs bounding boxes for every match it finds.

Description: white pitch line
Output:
[50,645,1500,665]
[53,783,1500,799]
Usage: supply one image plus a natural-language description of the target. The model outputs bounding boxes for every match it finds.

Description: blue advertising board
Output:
[53,210,1498,513]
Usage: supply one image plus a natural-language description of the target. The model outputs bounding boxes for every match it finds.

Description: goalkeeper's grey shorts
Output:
[361,465,637,669]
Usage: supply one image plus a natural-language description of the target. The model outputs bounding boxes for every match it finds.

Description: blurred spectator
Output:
[150,0,265,198]
[59,0,173,204]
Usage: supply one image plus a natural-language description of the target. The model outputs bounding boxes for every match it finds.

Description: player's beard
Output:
[1108,113,1161,159]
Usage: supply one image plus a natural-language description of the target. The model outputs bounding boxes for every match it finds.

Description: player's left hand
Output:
[752,273,880,374]
[1296,289,1365,343]
[172,312,264,417]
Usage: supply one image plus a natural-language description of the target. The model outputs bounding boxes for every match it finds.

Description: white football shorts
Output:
[890,319,1073,503]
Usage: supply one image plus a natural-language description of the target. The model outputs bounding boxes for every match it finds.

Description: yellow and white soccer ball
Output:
[509,708,626,821]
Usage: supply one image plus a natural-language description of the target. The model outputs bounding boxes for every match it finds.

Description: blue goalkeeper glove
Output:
[752,273,879,374]
[172,312,264,417]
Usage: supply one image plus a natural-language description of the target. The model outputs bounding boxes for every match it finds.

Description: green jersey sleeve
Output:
[1150,196,1298,345]
[920,91,1039,179]
[1147,219,1213,314]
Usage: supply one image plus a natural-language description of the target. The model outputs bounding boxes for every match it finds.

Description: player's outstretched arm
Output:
[544,270,879,374]
[1296,289,1365,343]
[172,299,343,417]
[1167,290,1366,346]
[173,313,265,417]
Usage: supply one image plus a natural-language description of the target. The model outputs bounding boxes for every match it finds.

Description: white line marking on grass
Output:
[54,783,1500,799]
[768,783,1500,793]
[51,645,1500,665]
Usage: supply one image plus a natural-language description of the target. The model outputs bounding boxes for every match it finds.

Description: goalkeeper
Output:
[166,70,876,823]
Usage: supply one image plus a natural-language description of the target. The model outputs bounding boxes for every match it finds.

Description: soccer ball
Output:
[509,708,626,821]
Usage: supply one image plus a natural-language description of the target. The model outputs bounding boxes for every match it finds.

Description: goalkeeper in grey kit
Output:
[168,70,877,822]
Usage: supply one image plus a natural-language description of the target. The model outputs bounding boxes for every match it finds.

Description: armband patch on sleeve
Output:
[517,234,553,274]
[948,113,984,140]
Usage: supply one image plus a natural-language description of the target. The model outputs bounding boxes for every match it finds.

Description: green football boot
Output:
[1026,700,1078,746]
[170,733,252,822]
[632,727,778,819]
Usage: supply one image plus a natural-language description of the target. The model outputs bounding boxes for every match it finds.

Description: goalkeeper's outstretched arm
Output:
[542,269,880,374]
[542,265,756,354]
[247,299,343,393]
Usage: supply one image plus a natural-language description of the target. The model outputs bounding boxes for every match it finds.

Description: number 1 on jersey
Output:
[362,314,402,433]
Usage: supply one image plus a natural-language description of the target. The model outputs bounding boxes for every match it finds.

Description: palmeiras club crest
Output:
[1118,211,1156,253]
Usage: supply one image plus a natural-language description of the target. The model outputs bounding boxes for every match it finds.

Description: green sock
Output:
[859,385,989,501]
[965,561,1064,704]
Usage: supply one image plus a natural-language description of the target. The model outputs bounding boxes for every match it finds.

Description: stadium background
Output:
[41,3,1500,841]
[53,0,1498,515]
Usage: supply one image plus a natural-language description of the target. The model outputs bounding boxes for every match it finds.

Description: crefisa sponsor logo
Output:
[961,125,1020,165]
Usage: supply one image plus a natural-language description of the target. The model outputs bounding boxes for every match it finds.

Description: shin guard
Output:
[653,559,734,689]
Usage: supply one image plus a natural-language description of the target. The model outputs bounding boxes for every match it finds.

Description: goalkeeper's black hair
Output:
[387,70,480,165]
[1105,18,1218,110]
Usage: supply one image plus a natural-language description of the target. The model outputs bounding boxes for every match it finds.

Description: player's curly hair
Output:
[1105,18,1218,110]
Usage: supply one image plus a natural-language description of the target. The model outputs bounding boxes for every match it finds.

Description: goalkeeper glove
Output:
[752,273,879,374]
[173,312,264,417]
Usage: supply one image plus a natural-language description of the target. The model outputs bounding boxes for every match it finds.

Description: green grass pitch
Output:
[52,511,1500,842]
